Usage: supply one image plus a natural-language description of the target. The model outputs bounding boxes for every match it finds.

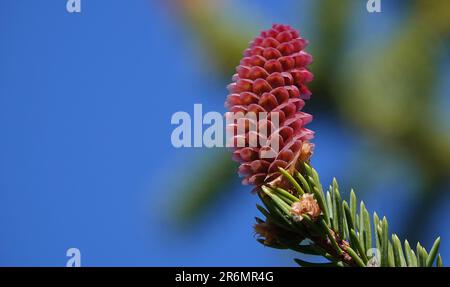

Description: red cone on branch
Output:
[225,24,314,188]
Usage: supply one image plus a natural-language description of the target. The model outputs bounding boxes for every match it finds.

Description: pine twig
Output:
[254,163,443,267]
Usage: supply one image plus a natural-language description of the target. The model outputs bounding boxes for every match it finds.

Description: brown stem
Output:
[310,230,357,267]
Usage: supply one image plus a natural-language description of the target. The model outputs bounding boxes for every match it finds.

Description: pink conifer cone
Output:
[225,24,315,188]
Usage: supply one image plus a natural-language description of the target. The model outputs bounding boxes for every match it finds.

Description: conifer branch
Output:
[254,163,443,267]
[221,24,443,267]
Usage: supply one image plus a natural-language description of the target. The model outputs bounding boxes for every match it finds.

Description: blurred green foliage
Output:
[173,151,237,227]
